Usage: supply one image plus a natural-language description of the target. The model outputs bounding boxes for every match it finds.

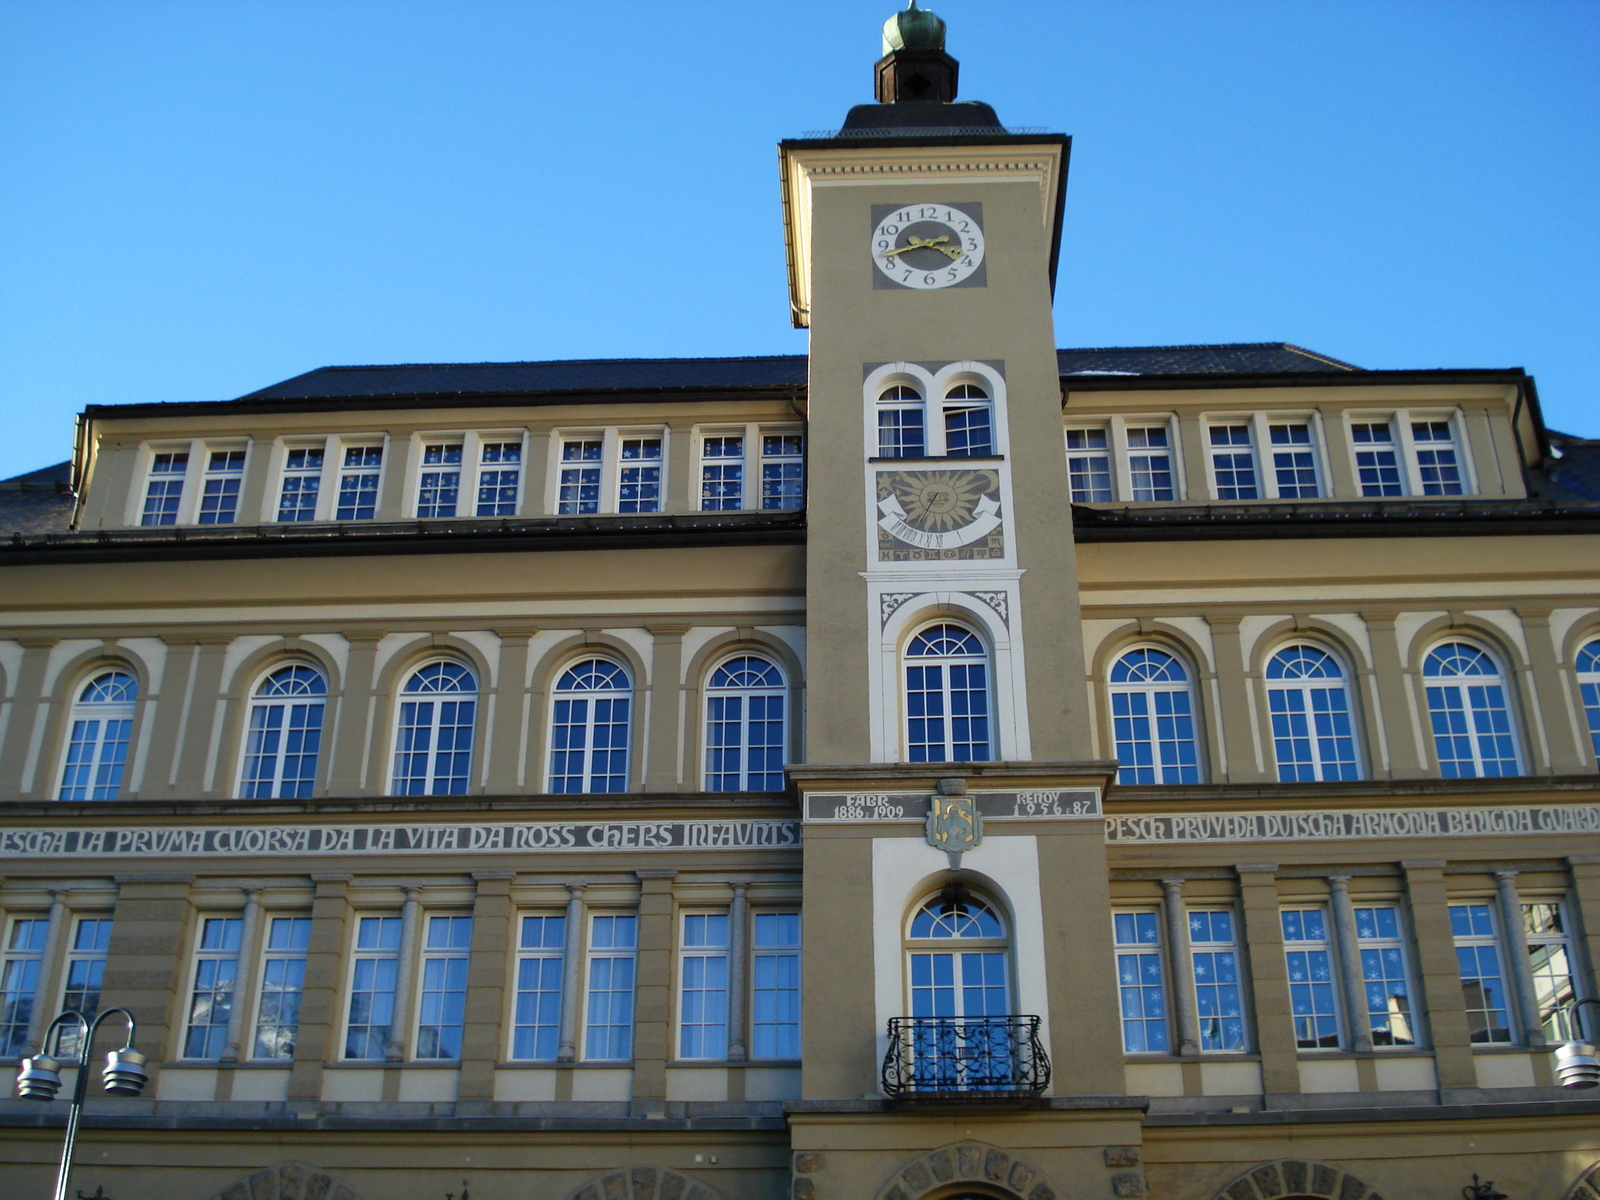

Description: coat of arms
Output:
[925,777,983,867]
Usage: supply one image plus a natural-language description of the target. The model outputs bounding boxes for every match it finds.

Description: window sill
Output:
[166,1060,292,1070]
[869,455,1005,465]
[324,1060,461,1069]
[494,1060,633,1070]
[667,1059,801,1069]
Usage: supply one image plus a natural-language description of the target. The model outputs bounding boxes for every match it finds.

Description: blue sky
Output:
[1,0,1595,481]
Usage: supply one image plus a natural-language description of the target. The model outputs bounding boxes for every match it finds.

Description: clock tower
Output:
[780,0,1135,1173]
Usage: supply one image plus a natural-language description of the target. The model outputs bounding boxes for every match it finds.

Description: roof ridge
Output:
[306,354,810,374]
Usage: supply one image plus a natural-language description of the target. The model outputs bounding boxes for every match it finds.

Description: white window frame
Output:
[59,915,113,1020]
[274,442,328,522]
[1421,641,1524,778]
[415,913,473,1061]
[583,912,638,1062]
[1204,419,1261,500]
[1523,899,1582,1042]
[129,439,253,527]
[262,435,387,523]
[1341,409,1476,498]
[510,912,566,1062]
[1102,415,1184,503]
[548,427,670,516]
[237,663,328,800]
[703,654,788,791]
[750,911,801,1061]
[1,915,50,1059]
[1188,907,1248,1053]
[1262,416,1326,500]
[1065,425,1114,502]
[404,431,529,519]
[677,910,731,1061]
[693,424,806,512]
[182,914,244,1060]
[903,622,995,765]
[1281,906,1342,1050]
[1352,903,1418,1048]
[343,913,403,1061]
[938,382,996,458]
[546,657,633,793]
[1112,908,1171,1054]
[390,660,479,796]
[1263,644,1362,782]
[1578,637,1600,767]
[251,913,311,1061]
[1449,900,1515,1044]
[197,446,249,525]
[58,670,138,801]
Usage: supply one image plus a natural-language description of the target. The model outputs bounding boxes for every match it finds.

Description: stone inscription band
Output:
[1106,804,1600,845]
[805,789,1103,822]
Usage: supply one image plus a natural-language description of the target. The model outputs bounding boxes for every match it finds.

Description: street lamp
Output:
[1552,997,1600,1088]
[14,1007,147,1200]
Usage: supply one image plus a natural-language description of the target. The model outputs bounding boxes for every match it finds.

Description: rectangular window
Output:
[0,917,49,1058]
[512,914,565,1061]
[678,912,729,1060]
[184,916,243,1059]
[558,439,603,515]
[345,915,401,1059]
[1351,422,1403,496]
[416,915,472,1060]
[1209,425,1258,499]
[1450,902,1512,1043]
[752,912,800,1059]
[1269,423,1321,498]
[253,916,311,1060]
[1524,902,1579,1041]
[198,449,246,524]
[476,441,522,516]
[1127,427,1175,502]
[878,407,925,458]
[761,434,804,510]
[618,437,662,513]
[141,452,189,526]
[416,443,463,519]
[1281,908,1340,1049]
[701,435,744,511]
[335,446,383,520]
[58,917,112,1058]
[1113,911,1169,1053]
[1412,420,1464,495]
[277,447,325,521]
[584,913,637,1061]
[1353,905,1415,1046]
[1188,909,1245,1051]
[1066,429,1113,502]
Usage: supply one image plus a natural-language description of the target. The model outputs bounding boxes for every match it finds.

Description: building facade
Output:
[3,8,1600,1200]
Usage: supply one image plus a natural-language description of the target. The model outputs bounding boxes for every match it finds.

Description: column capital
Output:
[566,883,589,899]
[1235,863,1278,877]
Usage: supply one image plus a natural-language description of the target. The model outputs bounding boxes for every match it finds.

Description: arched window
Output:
[904,624,992,763]
[392,662,477,795]
[1108,649,1199,784]
[59,671,138,800]
[240,665,327,798]
[1578,638,1600,763]
[550,658,631,793]
[1423,642,1521,778]
[877,385,925,458]
[943,383,992,457]
[1265,645,1360,782]
[704,655,786,791]
[906,890,1010,1018]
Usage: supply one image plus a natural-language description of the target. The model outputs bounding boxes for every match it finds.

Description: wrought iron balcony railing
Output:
[881,1015,1051,1099]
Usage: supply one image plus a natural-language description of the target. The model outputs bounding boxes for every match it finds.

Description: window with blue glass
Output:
[549,659,631,793]
[335,446,383,520]
[59,671,138,801]
[1576,638,1600,764]
[944,384,992,456]
[277,447,324,521]
[1423,642,1521,778]
[1109,648,1200,784]
[705,655,786,791]
[240,664,326,799]
[1189,910,1245,1052]
[140,451,189,525]
[391,662,477,796]
[558,439,603,514]
[345,915,401,1059]
[1282,908,1341,1049]
[1066,428,1113,501]
[760,434,804,509]
[476,441,522,516]
[1412,420,1465,494]
[618,437,662,513]
[198,449,246,524]
[700,435,744,510]
[416,915,472,1060]
[512,914,565,1061]
[1208,424,1258,499]
[1351,422,1403,496]
[752,913,801,1059]
[183,916,242,1059]
[1450,903,1512,1043]
[584,914,637,1061]
[904,623,992,764]
[1268,423,1321,498]
[1265,645,1360,781]
[878,385,926,458]
[0,917,49,1058]
[416,443,463,518]
[1113,911,1169,1053]
[679,913,730,1060]
[1353,905,1415,1046]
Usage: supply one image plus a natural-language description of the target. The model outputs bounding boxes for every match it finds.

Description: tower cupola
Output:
[875,1,958,104]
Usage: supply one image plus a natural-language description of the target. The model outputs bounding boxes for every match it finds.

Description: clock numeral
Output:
[923,273,938,286]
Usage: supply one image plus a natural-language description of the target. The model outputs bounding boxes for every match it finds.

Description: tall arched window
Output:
[1108,649,1199,784]
[550,658,631,793]
[943,383,993,457]
[877,385,925,458]
[906,890,1010,1019]
[1265,645,1360,782]
[392,662,477,795]
[704,655,786,791]
[904,623,992,763]
[59,671,138,800]
[1423,642,1521,778]
[1578,638,1600,763]
[240,665,327,799]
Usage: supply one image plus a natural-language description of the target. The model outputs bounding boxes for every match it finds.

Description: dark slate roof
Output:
[1057,343,1359,375]
[234,343,1359,403]
[0,460,74,537]
[1531,431,1600,503]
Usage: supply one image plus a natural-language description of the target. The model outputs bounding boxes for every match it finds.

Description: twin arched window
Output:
[877,383,994,459]
[905,624,992,764]
[241,665,327,798]
[393,662,478,795]
[59,671,138,800]
[1423,641,1521,777]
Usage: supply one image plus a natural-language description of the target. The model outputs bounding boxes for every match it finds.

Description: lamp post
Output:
[1552,997,1600,1089]
[14,1007,147,1200]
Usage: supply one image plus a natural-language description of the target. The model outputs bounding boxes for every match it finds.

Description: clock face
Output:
[871,203,986,290]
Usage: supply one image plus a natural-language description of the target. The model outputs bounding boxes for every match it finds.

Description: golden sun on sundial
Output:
[899,471,990,532]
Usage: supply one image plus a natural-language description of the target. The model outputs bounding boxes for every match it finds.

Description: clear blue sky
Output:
[2,1,1596,480]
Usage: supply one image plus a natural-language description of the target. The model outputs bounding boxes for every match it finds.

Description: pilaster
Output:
[1205,616,1265,782]
[174,635,232,797]
[1401,860,1475,1089]
[327,632,384,796]
[1362,614,1426,778]
[1235,864,1299,1094]
[487,630,536,793]
[137,638,198,798]
[457,872,514,1110]
[287,873,351,1108]
[631,868,677,1113]
[644,627,689,792]
[100,874,196,1097]
[1521,609,1589,773]
[0,637,56,800]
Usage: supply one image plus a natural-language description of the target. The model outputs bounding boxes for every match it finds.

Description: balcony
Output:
[881,1015,1051,1100]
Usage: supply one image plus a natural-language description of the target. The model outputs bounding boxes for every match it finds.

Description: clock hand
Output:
[881,235,952,258]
